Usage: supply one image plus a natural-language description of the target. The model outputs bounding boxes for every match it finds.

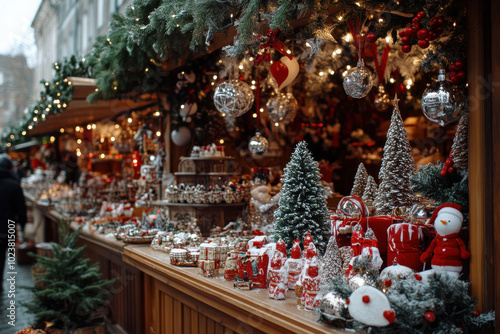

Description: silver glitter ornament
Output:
[374,85,390,111]
[343,58,373,99]
[213,80,254,117]
[248,132,269,156]
[266,92,298,124]
[421,69,466,126]
[319,292,348,318]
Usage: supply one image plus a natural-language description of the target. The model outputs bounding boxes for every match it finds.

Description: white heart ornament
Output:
[278,56,299,90]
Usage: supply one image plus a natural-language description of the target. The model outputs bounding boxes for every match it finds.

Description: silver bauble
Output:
[409,202,435,224]
[266,92,298,124]
[319,292,348,317]
[171,126,192,146]
[343,58,373,99]
[213,80,254,117]
[248,132,269,156]
[374,85,390,111]
[421,69,466,126]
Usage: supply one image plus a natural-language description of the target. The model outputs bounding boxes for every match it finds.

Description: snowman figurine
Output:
[420,203,470,277]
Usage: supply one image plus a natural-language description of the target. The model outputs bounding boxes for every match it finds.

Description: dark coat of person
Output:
[0,155,27,235]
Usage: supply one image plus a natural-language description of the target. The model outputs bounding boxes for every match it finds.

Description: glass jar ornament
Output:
[421,69,466,126]
[248,132,269,156]
[266,92,298,124]
[343,59,373,99]
[213,80,254,117]
[374,85,390,111]
[336,195,368,218]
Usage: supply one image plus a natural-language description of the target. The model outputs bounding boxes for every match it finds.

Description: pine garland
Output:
[410,161,469,224]
[272,141,330,255]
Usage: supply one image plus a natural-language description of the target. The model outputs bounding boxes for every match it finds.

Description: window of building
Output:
[109,0,115,16]
[82,12,88,52]
[0,72,3,86]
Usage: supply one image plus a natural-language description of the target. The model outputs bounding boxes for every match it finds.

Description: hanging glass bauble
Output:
[171,126,192,146]
[213,80,254,117]
[421,69,466,126]
[266,92,298,124]
[343,58,373,99]
[374,85,390,111]
[248,132,269,156]
[336,195,368,218]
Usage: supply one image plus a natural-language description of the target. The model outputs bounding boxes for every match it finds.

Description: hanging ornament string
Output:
[253,28,292,66]
[348,19,366,59]
[372,44,390,84]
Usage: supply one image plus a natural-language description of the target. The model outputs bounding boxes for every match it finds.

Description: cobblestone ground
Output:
[0,258,35,333]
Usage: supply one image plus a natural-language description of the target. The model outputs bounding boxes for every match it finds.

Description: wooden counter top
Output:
[123,244,347,334]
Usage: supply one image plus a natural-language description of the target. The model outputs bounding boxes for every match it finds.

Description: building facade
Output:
[31,0,131,98]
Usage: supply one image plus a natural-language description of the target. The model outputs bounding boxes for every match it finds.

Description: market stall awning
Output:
[28,77,158,136]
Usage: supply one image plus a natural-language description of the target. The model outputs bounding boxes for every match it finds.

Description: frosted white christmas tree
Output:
[362,175,378,207]
[320,236,343,291]
[374,96,416,215]
[451,114,468,171]
[272,141,330,255]
[351,163,368,197]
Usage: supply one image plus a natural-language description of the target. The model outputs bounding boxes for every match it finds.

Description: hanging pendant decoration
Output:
[213,80,254,117]
[374,85,391,111]
[270,56,300,90]
[171,125,192,146]
[266,92,298,124]
[248,132,269,156]
[421,69,466,126]
[343,58,373,99]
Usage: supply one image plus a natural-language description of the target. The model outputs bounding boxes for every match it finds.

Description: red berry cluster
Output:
[399,11,447,53]
[449,61,466,84]
[440,150,455,177]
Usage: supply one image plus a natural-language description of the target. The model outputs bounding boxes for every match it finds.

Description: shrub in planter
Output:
[21,225,118,332]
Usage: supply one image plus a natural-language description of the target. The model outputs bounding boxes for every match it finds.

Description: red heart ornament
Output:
[270,61,289,88]
[383,310,396,324]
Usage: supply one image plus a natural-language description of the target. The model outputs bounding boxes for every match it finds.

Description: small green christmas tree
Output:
[272,141,330,255]
[362,175,378,207]
[374,96,416,214]
[23,224,117,330]
[350,163,368,197]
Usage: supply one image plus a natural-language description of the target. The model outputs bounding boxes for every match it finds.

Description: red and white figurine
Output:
[420,203,470,278]
[301,257,321,310]
[284,239,304,290]
[268,249,288,300]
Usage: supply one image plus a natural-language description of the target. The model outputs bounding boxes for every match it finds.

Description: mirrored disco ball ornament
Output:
[248,132,269,156]
[266,92,298,124]
[374,85,390,111]
[213,80,254,117]
[343,58,373,99]
[421,69,466,126]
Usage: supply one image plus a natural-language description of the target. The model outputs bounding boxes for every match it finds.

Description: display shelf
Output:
[151,200,246,208]
[179,156,235,161]
[174,172,240,176]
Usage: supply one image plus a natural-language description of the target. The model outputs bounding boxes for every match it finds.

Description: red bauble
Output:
[440,169,448,177]
[473,310,481,317]
[417,29,429,40]
[414,273,423,281]
[413,17,420,25]
[417,11,426,20]
[418,40,429,49]
[455,61,465,70]
[434,27,444,35]
[449,63,457,72]
[414,22,422,30]
[399,30,406,38]
[450,75,461,84]
[436,17,445,26]
[425,312,436,323]
[446,159,454,167]
[429,32,438,41]
[384,279,392,287]
[401,36,412,45]
[447,167,455,174]
[405,27,416,37]
[456,71,466,82]
[402,45,412,53]
[430,19,439,29]
[365,33,377,44]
